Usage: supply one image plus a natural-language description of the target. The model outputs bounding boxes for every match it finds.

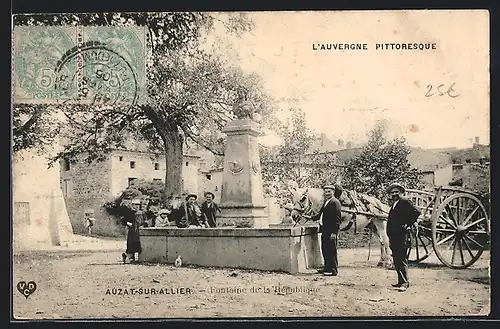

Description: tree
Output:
[12,104,61,154]
[305,151,341,188]
[342,120,422,198]
[260,108,341,198]
[261,109,337,198]
[260,108,314,190]
[104,178,165,225]
[13,12,277,199]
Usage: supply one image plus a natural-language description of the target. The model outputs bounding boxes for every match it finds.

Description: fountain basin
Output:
[139,226,322,274]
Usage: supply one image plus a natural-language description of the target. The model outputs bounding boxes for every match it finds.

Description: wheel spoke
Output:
[435,228,457,233]
[462,236,476,259]
[462,206,480,226]
[436,233,455,246]
[415,233,420,260]
[457,197,463,224]
[458,238,465,265]
[448,236,457,250]
[418,234,429,254]
[464,235,483,249]
[438,215,457,229]
[465,218,486,230]
[445,204,458,226]
[451,238,457,264]
[433,193,488,268]
[459,197,470,225]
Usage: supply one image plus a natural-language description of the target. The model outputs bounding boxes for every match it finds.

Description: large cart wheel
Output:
[407,221,433,263]
[432,193,490,269]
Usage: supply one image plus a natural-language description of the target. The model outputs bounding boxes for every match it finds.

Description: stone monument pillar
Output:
[218,90,269,228]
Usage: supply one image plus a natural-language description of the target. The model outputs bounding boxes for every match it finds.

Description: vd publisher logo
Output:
[17,281,37,299]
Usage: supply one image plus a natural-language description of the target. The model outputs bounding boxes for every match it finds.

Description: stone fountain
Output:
[217,89,268,228]
[139,89,322,273]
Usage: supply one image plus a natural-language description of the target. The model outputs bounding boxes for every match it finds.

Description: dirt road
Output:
[12,244,490,319]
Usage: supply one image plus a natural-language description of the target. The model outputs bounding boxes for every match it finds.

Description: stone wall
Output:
[61,155,111,199]
[109,150,164,197]
[64,197,126,237]
[13,149,74,249]
[452,164,490,196]
[420,172,435,188]
[109,150,204,198]
[139,227,323,273]
[60,154,123,236]
[407,148,453,171]
[182,155,201,195]
[205,169,223,201]
[433,164,453,186]
[420,164,454,188]
[60,150,215,236]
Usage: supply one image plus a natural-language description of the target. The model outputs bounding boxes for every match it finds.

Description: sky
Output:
[210,10,490,149]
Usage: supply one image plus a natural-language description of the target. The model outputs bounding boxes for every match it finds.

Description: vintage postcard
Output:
[11,10,490,319]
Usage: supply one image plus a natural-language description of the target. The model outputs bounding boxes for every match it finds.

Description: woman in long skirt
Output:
[122,200,145,263]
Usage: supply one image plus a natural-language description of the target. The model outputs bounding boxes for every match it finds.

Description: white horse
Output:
[288,187,393,268]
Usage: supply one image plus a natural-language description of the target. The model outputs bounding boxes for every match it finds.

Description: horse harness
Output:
[291,191,315,227]
[292,190,389,233]
[292,190,358,233]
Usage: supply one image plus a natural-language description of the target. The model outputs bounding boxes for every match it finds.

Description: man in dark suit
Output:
[200,192,221,228]
[175,193,203,228]
[311,184,343,276]
[386,182,421,291]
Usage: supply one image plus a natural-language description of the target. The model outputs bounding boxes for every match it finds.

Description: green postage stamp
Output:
[12,25,146,105]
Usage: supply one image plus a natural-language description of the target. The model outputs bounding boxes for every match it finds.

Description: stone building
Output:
[13,147,74,250]
[419,164,454,189]
[451,163,490,196]
[59,147,215,236]
[202,167,224,201]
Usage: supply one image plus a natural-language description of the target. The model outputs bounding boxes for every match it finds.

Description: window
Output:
[62,179,72,197]
[14,202,30,226]
[130,161,136,169]
[154,162,160,170]
[128,178,137,186]
[153,178,162,183]
[206,174,212,180]
[119,156,123,161]
[185,161,189,167]
[63,159,70,171]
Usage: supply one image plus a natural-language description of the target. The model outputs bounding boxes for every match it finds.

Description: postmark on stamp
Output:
[55,41,139,106]
[13,25,146,105]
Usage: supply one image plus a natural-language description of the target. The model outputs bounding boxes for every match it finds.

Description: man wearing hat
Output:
[310,184,343,276]
[200,192,221,228]
[175,193,203,228]
[386,182,421,291]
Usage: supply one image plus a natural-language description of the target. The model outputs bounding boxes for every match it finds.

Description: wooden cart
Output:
[405,186,490,269]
